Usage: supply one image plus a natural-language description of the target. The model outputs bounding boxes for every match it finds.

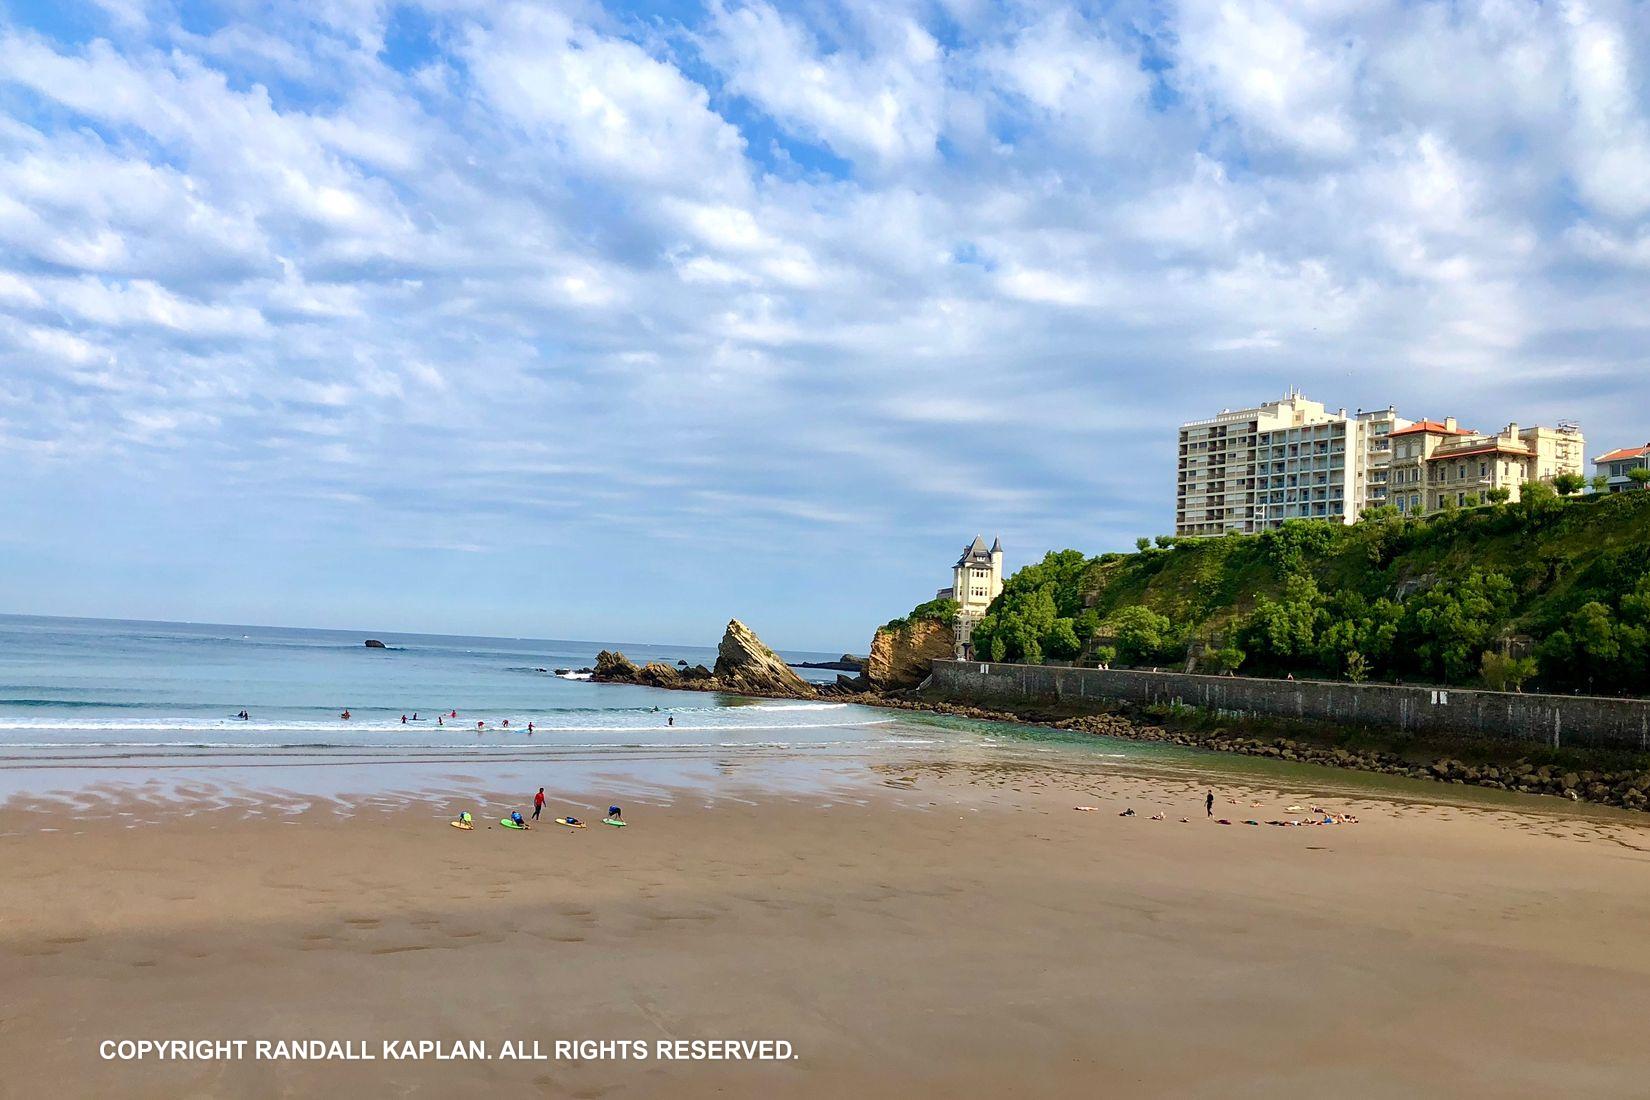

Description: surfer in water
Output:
[527,721,534,734]
[340,709,351,721]
[667,715,674,727]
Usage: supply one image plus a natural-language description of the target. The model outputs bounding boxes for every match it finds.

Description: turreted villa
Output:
[936,536,1004,659]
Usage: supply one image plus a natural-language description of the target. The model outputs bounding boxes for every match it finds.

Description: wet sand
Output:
[4,764,1650,1097]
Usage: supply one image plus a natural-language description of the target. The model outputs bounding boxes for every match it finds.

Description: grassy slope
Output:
[1080,490,1650,647]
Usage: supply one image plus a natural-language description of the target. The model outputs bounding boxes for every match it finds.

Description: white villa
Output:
[936,536,1003,659]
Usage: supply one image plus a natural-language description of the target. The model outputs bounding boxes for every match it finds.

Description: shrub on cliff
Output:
[882,596,959,632]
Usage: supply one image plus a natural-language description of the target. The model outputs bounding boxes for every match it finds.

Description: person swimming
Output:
[340,709,351,720]
[401,714,407,724]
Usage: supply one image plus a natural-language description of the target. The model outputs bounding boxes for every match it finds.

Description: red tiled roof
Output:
[1596,445,1650,463]
[1390,420,1474,437]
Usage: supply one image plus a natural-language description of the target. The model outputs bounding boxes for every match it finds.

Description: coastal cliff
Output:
[865,619,953,690]
[592,620,817,699]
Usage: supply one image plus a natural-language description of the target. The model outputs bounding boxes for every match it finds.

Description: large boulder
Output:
[712,620,816,698]
[592,650,640,683]
[866,618,954,690]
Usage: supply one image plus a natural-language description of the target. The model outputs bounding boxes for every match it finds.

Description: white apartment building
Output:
[1175,392,1407,536]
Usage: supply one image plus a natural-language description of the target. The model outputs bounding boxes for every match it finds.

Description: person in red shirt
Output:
[532,788,545,822]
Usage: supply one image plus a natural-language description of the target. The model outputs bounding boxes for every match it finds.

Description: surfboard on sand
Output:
[500,818,527,830]
[450,821,473,830]
[603,818,626,827]
[555,817,586,829]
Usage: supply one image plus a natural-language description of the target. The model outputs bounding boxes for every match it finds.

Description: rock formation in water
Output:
[712,619,816,697]
[864,618,954,690]
[593,650,639,681]
[364,639,387,648]
[590,622,816,699]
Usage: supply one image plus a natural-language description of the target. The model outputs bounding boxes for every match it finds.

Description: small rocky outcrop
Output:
[588,624,815,699]
[865,619,954,690]
[635,662,683,687]
[713,620,816,697]
[364,639,387,648]
[592,650,639,682]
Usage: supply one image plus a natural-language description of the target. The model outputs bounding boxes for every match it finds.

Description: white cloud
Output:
[701,1,947,169]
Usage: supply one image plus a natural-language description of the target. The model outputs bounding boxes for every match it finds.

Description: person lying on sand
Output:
[510,810,530,829]
[1118,808,1135,817]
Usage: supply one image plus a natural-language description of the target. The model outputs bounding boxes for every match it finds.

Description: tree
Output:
[1552,471,1586,496]
[1092,645,1117,667]
[1042,618,1082,660]
[1240,574,1324,666]
[1591,474,1611,494]
[1109,606,1174,663]
[1485,487,1511,505]
[1345,650,1369,683]
[1629,467,1650,489]
[1205,646,1245,674]
[1399,571,1518,683]
[1481,651,1537,692]
[1153,535,1175,549]
[1135,537,1152,553]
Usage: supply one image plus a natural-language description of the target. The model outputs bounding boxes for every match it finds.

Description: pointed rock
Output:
[712,620,816,698]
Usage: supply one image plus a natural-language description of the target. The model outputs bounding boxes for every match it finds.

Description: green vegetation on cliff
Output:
[881,596,958,632]
[968,489,1650,695]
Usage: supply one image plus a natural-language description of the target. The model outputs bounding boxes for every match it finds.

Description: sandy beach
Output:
[4,761,1650,1098]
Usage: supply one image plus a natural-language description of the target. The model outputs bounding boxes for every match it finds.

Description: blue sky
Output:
[2,0,1649,651]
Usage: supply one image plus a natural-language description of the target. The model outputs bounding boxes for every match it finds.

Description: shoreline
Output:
[5,768,1649,1096]
[581,670,1650,814]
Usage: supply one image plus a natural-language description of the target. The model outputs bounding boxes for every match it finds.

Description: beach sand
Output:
[4,763,1650,1097]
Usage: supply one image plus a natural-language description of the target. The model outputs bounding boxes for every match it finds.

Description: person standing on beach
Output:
[533,788,545,822]
[1206,791,1214,817]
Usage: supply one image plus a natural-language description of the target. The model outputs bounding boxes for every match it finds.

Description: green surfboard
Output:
[500,818,526,829]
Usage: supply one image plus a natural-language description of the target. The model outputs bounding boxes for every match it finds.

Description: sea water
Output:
[0,614,1029,811]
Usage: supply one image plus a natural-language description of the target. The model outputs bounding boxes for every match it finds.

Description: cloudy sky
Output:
[1,0,1648,650]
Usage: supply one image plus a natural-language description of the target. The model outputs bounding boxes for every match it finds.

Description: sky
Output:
[1,0,1648,651]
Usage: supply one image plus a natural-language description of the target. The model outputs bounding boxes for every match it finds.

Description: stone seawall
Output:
[929,661,1650,753]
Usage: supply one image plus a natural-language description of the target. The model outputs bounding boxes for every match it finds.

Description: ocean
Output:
[0,613,1090,814]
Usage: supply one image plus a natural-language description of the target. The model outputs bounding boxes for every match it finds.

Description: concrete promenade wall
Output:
[929,661,1650,753]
